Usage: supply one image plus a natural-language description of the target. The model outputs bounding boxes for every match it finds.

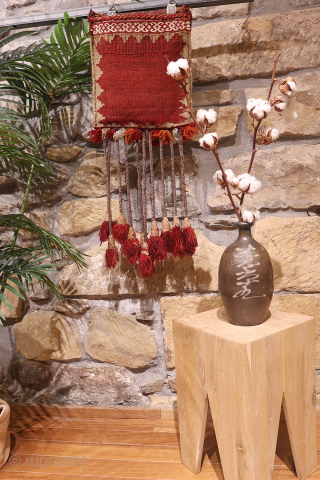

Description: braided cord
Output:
[116,140,123,214]
[135,142,145,235]
[177,129,188,218]
[142,130,148,237]
[148,131,156,221]
[159,139,167,219]
[124,141,132,226]
[170,134,177,217]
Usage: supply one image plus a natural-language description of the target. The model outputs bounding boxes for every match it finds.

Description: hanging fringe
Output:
[139,234,155,279]
[113,140,130,244]
[88,128,102,143]
[105,234,119,268]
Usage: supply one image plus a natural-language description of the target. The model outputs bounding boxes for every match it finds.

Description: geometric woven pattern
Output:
[89,7,193,129]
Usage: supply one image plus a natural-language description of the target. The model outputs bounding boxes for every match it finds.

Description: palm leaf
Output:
[0,215,88,270]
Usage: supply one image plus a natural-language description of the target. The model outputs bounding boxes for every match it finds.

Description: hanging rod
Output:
[1,0,252,29]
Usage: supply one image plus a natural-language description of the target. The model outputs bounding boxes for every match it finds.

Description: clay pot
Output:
[0,399,10,469]
[218,222,273,326]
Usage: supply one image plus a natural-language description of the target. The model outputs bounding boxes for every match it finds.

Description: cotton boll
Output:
[248,98,271,120]
[246,98,259,112]
[213,169,235,187]
[113,128,126,141]
[241,210,254,224]
[199,132,218,150]
[257,126,279,145]
[167,61,180,77]
[234,173,261,194]
[167,58,189,80]
[279,77,297,97]
[248,178,262,194]
[176,58,189,71]
[196,108,217,127]
[274,102,287,113]
[240,204,260,223]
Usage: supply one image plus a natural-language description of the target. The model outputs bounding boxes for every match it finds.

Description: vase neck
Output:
[237,222,252,241]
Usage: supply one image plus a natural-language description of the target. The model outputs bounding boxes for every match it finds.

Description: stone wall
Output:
[1,0,320,407]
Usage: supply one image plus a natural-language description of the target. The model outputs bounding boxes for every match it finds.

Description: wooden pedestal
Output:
[173,308,316,480]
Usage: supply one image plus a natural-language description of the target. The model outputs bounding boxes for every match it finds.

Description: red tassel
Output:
[148,235,167,262]
[147,220,167,262]
[183,226,198,256]
[105,235,119,269]
[113,223,130,245]
[98,220,116,245]
[88,128,102,143]
[161,230,172,253]
[105,248,119,268]
[171,217,185,258]
[122,238,141,264]
[139,253,155,278]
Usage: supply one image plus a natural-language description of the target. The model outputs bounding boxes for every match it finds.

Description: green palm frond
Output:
[0,244,64,324]
[0,215,88,270]
[40,12,91,99]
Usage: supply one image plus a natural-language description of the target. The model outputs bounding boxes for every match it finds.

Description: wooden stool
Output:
[173,308,316,480]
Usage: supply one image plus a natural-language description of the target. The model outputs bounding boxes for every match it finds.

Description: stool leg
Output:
[173,321,208,474]
[206,334,283,480]
[282,320,317,480]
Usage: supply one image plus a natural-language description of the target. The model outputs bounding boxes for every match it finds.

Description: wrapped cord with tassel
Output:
[104,136,119,268]
[147,131,167,262]
[121,141,141,264]
[113,140,130,244]
[177,129,198,256]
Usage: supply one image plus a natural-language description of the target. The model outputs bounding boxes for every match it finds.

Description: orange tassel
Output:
[125,128,142,145]
[181,123,198,142]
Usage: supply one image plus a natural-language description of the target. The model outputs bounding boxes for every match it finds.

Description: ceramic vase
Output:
[218,222,274,326]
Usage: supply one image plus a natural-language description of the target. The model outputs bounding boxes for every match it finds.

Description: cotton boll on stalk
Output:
[167,58,189,81]
[196,108,217,128]
[213,169,235,188]
[233,173,262,194]
[279,77,297,97]
[247,98,271,120]
[240,205,260,223]
[199,132,218,150]
[257,126,279,145]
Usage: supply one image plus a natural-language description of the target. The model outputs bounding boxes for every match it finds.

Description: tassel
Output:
[98,219,116,245]
[88,128,102,143]
[113,214,130,244]
[180,123,198,142]
[105,235,119,269]
[148,220,167,262]
[121,226,141,264]
[138,234,155,279]
[161,217,172,253]
[183,217,198,256]
[171,216,185,258]
[125,128,142,145]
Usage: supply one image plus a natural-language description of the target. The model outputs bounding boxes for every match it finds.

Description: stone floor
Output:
[0,404,318,479]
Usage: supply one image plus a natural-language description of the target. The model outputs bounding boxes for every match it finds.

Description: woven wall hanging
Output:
[88,6,198,278]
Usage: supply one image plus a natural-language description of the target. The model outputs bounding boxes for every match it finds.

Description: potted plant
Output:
[0,14,90,466]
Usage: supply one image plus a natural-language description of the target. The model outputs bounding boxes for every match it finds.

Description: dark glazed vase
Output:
[218,222,274,326]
